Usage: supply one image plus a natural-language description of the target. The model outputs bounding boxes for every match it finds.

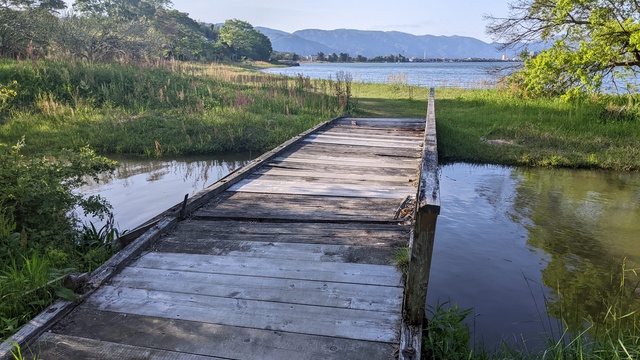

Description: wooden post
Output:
[401,88,440,360]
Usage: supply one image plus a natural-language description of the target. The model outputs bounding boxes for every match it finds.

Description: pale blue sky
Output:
[170,0,510,43]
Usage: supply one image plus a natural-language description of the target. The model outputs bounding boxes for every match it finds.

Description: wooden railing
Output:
[400,88,441,360]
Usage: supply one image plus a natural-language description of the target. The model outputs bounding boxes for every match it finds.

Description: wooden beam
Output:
[401,88,441,359]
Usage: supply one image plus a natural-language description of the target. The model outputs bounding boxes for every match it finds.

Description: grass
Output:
[0,59,350,156]
[351,83,640,172]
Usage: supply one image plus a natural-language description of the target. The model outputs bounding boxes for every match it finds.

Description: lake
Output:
[261,61,512,89]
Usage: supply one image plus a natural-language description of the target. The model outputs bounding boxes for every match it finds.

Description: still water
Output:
[432,163,640,347]
[79,154,252,231]
[81,157,640,347]
[261,62,511,88]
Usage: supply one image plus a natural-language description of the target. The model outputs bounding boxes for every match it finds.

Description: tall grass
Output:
[350,83,640,171]
[0,59,351,156]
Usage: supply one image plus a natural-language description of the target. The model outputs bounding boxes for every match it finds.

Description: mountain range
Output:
[255,27,544,60]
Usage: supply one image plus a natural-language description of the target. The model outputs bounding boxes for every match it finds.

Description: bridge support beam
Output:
[401,88,440,360]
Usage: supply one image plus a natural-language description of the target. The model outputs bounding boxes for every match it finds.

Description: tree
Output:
[218,19,272,61]
[0,0,65,57]
[316,51,325,61]
[486,0,640,97]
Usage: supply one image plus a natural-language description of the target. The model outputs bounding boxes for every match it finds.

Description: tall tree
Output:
[0,0,65,57]
[218,19,272,61]
[486,0,640,97]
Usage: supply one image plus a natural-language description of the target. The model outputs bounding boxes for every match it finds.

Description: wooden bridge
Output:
[1,91,440,360]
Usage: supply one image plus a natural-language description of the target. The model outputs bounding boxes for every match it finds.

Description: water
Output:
[79,154,252,231]
[430,163,640,348]
[261,62,512,88]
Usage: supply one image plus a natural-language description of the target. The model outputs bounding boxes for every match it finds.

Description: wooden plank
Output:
[310,133,422,144]
[86,286,401,343]
[229,178,415,199]
[247,172,414,187]
[316,130,424,141]
[155,238,398,265]
[53,308,397,360]
[303,137,421,149]
[110,266,403,312]
[335,118,425,129]
[195,192,404,222]
[31,332,220,360]
[323,126,423,137]
[159,220,409,247]
[272,156,417,169]
[255,167,415,183]
[130,252,403,287]
[264,160,417,178]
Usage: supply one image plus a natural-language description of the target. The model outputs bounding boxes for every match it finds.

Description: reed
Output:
[0,59,350,156]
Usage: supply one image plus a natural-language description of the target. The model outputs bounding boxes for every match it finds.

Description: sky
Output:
[170,0,511,43]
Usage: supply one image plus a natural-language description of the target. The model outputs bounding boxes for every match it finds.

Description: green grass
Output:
[0,59,349,156]
[351,84,640,172]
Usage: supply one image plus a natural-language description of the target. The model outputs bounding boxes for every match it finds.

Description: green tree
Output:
[0,0,65,57]
[218,19,272,61]
[486,0,640,98]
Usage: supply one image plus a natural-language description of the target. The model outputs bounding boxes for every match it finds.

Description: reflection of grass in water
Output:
[424,261,640,359]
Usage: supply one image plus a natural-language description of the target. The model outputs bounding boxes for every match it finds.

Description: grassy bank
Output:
[0,59,348,156]
[352,83,640,172]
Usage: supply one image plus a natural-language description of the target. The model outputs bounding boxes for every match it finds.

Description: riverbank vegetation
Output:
[351,83,640,171]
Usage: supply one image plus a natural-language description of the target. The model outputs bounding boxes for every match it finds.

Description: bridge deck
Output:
[26,118,425,360]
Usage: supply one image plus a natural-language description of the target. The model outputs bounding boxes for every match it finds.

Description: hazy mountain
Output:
[256,27,534,59]
[255,27,335,55]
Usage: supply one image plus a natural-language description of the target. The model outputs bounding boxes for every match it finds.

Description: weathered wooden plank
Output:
[324,125,423,137]
[272,156,417,169]
[30,333,220,360]
[303,137,421,149]
[110,266,403,312]
[310,133,422,144]
[246,173,414,188]
[337,117,424,127]
[335,118,425,129]
[159,220,409,248]
[264,160,417,178]
[131,252,403,287]
[289,145,421,161]
[229,178,415,199]
[53,309,397,360]
[86,286,401,343]
[196,192,405,222]
[255,167,415,183]
[155,238,398,265]
[315,130,423,141]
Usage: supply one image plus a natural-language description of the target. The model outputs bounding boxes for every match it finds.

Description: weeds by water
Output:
[351,83,640,172]
[0,59,351,156]
[425,262,640,359]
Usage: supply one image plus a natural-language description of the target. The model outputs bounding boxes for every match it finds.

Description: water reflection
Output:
[428,163,640,349]
[79,153,252,231]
